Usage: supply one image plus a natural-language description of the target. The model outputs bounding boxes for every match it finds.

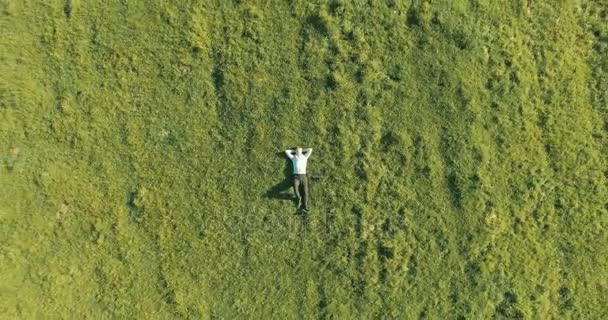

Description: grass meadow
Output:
[1,0,607,318]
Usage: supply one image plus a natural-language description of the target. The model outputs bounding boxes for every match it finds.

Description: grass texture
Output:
[1,0,607,318]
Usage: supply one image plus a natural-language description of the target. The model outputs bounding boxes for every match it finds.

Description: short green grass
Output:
[1,0,607,318]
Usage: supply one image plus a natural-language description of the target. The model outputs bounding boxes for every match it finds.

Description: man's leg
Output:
[293,175,302,208]
[302,175,310,210]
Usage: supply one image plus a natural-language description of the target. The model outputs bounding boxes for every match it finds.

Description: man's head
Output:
[296,146,302,155]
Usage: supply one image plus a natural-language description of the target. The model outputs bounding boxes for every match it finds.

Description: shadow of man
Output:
[263,151,297,206]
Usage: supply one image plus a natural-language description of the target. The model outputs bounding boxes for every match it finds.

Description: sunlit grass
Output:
[1,0,607,318]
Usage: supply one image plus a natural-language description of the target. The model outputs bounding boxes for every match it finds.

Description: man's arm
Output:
[285,149,295,159]
[304,148,313,158]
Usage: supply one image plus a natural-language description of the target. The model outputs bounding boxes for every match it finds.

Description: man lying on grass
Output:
[285,146,312,212]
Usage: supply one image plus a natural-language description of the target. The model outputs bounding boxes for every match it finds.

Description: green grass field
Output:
[1,0,607,318]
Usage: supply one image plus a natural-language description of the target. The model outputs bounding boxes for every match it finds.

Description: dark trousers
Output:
[293,174,309,209]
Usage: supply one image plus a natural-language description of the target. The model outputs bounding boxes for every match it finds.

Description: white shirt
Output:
[285,149,312,174]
